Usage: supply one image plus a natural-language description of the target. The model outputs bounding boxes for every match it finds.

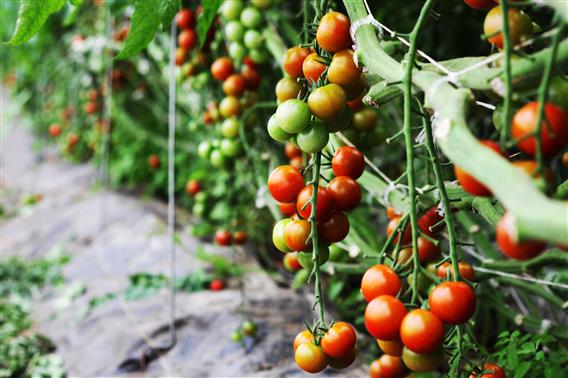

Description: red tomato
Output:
[319,211,350,243]
[215,229,233,246]
[279,202,297,217]
[178,29,197,50]
[284,219,312,251]
[222,74,246,97]
[326,176,361,212]
[361,264,402,303]
[48,123,62,137]
[377,338,404,357]
[293,329,314,350]
[496,213,546,260]
[84,101,98,114]
[283,47,310,78]
[429,281,477,324]
[365,295,408,340]
[321,322,357,358]
[296,185,333,221]
[175,47,187,65]
[454,140,503,196]
[285,142,302,159]
[437,261,476,282]
[512,102,568,157]
[328,347,356,369]
[386,217,411,245]
[233,231,248,245]
[302,52,327,84]
[464,0,495,9]
[469,362,507,378]
[211,57,235,81]
[209,279,225,291]
[386,207,402,220]
[148,154,160,169]
[369,354,407,378]
[283,252,302,272]
[241,65,261,90]
[317,12,351,52]
[418,206,443,237]
[328,49,361,87]
[177,8,195,29]
[417,237,441,262]
[185,180,201,195]
[295,343,327,373]
[267,165,305,203]
[332,146,365,179]
[400,309,444,354]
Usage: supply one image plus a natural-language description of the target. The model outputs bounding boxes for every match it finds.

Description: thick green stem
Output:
[310,152,325,325]
[499,0,513,148]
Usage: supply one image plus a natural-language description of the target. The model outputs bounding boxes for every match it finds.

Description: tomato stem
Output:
[310,152,325,326]
[499,0,513,149]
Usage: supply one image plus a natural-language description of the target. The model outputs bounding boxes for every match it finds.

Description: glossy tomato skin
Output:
[326,176,361,211]
[284,219,312,252]
[289,156,304,170]
[401,347,444,373]
[365,295,408,340]
[215,230,233,246]
[211,57,235,81]
[283,47,310,78]
[223,74,246,97]
[484,6,533,49]
[175,47,187,65]
[177,8,195,29]
[283,252,302,271]
[297,121,330,153]
[369,354,407,378]
[332,146,365,179]
[377,338,404,357]
[275,77,302,103]
[276,99,311,133]
[268,165,305,203]
[295,343,327,373]
[437,261,476,281]
[464,0,496,9]
[429,282,477,325]
[400,309,444,354]
[361,264,402,303]
[279,202,297,217]
[328,347,356,369]
[293,329,314,350]
[233,231,248,245]
[512,102,568,157]
[178,29,197,50]
[386,207,402,220]
[418,206,443,237]
[273,219,292,253]
[319,212,350,243]
[321,322,357,358]
[296,185,333,221]
[454,140,503,196]
[328,49,362,87]
[417,236,441,262]
[317,12,351,52]
[308,84,347,121]
[470,362,507,378]
[186,180,201,195]
[386,217,411,245]
[303,52,327,84]
[219,96,241,118]
[496,214,546,260]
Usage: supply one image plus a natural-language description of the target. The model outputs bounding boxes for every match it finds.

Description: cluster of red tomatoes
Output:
[175,8,198,65]
[270,11,377,152]
[294,321,357,373]
[269,146,364,270]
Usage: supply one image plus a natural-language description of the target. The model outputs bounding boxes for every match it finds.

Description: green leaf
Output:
[116,0,162,59]
[160,0,180,31]
[196,0,222,48]
[69,0,83,5]
[7,0,66,45]
[513,362,531,378]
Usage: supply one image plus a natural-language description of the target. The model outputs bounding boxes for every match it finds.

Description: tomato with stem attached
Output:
[302,52,327,84]
[454,140,503,196]
[319,211,350,243]
[361,264,402,303]
[293,330,314,350]
[268,165,305,203]
[386,217,411,245]
[437,261,476,281]
[417,236,441,262]
[283,47,310,78]
[332,146,365,179]
[469,362,507,378]
[308,84,346,121]
[369,354,407,378]
[429,281,477,324]
[496,213,546,260]
[483,6,533,49]
[284,219,312,252]
[295,342,327,373]
[400,309,444,354]
[326,176,361,212]
[321,322,357,358]
[296,185,333,221]
[418,206,444,237]
[365,295,408,340]
[317,11,351,52]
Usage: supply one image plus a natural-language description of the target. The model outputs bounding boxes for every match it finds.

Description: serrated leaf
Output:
[116,0,162,59]
[160,0,180,31]
[196,0,222,48]
[7,0,66,45]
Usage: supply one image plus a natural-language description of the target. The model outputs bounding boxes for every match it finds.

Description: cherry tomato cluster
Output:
[214,229,248,247]
[175,8,198,66]
[294,321,357,373]
[269,146,364,269]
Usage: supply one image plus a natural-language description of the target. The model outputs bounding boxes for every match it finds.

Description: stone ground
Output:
[0,90,367,377]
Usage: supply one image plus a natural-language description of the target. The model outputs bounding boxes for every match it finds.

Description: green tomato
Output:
[293,269,309,288]
[329,244,346,262]
[273,219,292,253]
[192,202,206,217]
[197,141,212,159]
[297,245,330,270]
[267,114,292,142]
[221,118,240,138]
[406,271,432,294]
[224,21,245,42]
[243,29,262,49]
[401,347,444,372]
[297,121,329,153]
[251,0,272,9]
[220,138,241,157]
[249,48,269,63]
[276,99,310,133]
[325,108,353,132]
[231,330,243,342]
[210,149,226,167]
[221,0,243,20]
[241,320,257,336]
[228,42,247,62]
[240,7,262,28]
[195,191,207,203]
[549,76,568,113]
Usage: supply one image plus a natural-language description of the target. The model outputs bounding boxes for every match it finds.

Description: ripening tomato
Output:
[268,165,305,203]
[185,180,201,195]
[279,202,297,217]
[361,264,402,302]
[302,52,327,84]
[386,217,411,245]
[284,219,312,251]
[222,74,246,97]
[284,252,302,272]
[273,218,292,253]
[377,338,404,357]
[283,47,310,78]
[175,47,187,65]
[332,146,365,179]
[215,229,233,246]
[49,123,62,137]
[328,347,356,369]
[241,65,261,90]
[321,322,357,358]
[293,329,315,350]
[417,237,441,262]
[148,154,160,169]
[295,342,327,373]
[308,83,347,121]
[484,6,533,48]
[469,362,507,378]
[178,29,197,50]
[464,0,495,10]
[285,142,302,159]
[84,101,98,114]
[326,176,361,212]
[209,279,225,291]
[418,206,443,237]
[297,121,330,153]
[290,156,304,170]
[353,107,378,131]
[276,99,311,133]
[365,295,408,340]
[369,354,407,378]
[511,160,554,186]
[177,8,195,29]
[219,96,241,118]
[317,12,351,52]
[454,140,503,196]
[401,347,444,373]
[275,77,302,102]
[296,185,333,221]
[512,102,568,157]
[429,281,477,324]
[319,211,350,243]
[233,231,248,245]
[211,57,235,81]
[496,213,546,260]
[437,261,476,281]
[328,49,361,87]
[400,309,444,354]
[386,207,402,220]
